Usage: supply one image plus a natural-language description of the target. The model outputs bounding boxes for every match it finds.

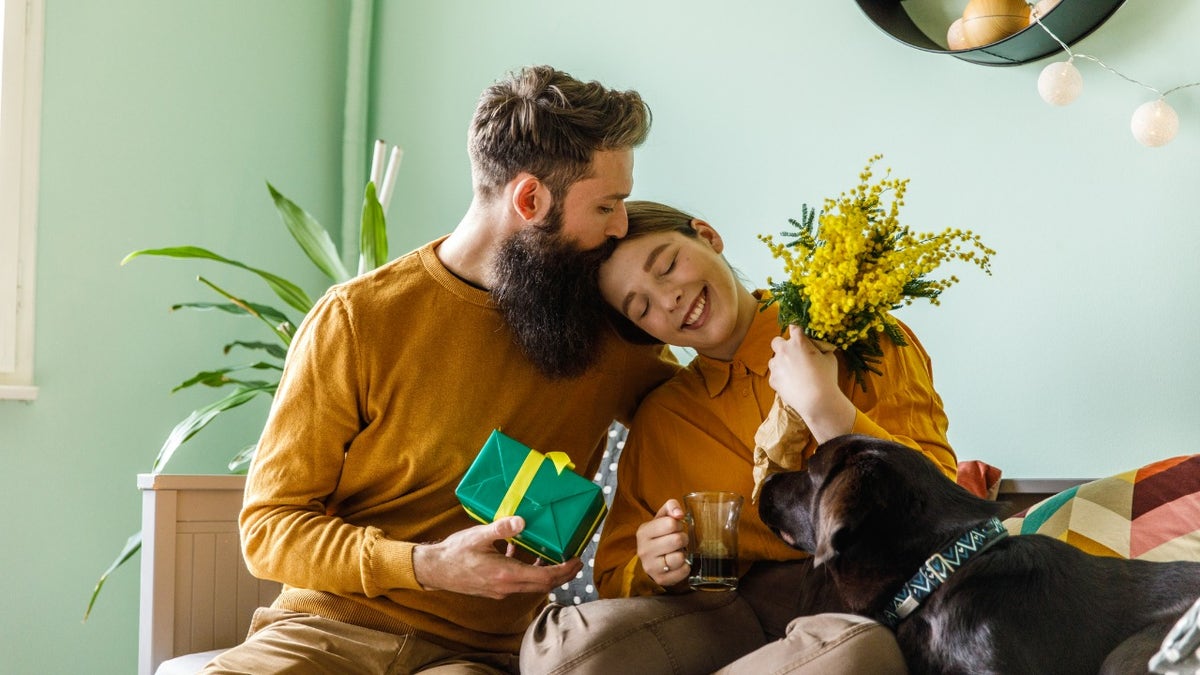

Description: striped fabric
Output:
[1003,455,1200,561]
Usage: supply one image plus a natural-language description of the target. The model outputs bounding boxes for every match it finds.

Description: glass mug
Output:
[683,491,743,591]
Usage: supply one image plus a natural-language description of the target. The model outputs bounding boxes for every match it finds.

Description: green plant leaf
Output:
[197,277,294,345]
[172,364,280,392]
[83,531,142,622]
[172,367,245,391]
[103,158,401,622]
[358,181,388,275]
[224,340,289,360]
[228,443,258,473]
[267,182,351,284]
[152,384,275,472]
[122,246,313,315]
[171,300,293,328]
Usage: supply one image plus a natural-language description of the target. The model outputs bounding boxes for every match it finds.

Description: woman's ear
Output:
[511,175,550,222]
[691,219,724,254]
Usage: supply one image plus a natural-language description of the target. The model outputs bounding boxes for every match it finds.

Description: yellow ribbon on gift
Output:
[495,450,575,520]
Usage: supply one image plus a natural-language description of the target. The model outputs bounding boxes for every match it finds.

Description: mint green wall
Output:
[2,2,1197,673]
[373,0,1200,482]
[0,2,348,673]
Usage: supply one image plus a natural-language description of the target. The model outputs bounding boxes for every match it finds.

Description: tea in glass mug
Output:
[684,491,742,591]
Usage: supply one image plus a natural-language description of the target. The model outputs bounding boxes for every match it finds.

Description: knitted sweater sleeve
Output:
[239,290,420,596]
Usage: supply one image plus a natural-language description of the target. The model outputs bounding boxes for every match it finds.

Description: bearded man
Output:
[205,65,678,674]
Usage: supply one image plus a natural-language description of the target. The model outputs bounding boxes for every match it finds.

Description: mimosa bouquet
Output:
[751,155,994,498]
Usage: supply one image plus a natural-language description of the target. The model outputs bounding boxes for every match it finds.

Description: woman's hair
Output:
[469,65,651,202]
[601,201,701,345]
[623,200,701,242]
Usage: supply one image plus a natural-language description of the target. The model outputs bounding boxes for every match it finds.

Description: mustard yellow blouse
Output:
[594,298,955,598]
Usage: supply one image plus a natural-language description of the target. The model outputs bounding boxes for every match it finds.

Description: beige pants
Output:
[520,560,907,675]
[199,608,519,675]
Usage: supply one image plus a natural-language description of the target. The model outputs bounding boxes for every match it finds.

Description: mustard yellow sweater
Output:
[594,300,955,599]
[240,237,678,654]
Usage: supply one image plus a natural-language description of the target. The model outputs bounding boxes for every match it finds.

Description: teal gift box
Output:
[455,429,608,564]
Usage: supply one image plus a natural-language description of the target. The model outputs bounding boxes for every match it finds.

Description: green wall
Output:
[2,1,1198,673]
[372,0,1200,482]
[0,1,348,672]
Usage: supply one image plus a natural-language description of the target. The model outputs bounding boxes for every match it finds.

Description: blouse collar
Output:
[691,293,782,398]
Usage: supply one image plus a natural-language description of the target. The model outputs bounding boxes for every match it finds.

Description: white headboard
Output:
[137,473,280,675]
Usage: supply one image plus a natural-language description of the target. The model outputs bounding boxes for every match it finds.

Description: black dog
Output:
[758,434,1200,675]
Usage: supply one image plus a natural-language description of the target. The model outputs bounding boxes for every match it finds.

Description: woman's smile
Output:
[682,288,708,329]
[597,212,758,360]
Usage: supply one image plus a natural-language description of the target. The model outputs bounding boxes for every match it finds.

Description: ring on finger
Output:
[661,555,670,573]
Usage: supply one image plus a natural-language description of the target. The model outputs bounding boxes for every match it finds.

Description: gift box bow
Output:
[455,429,607,564]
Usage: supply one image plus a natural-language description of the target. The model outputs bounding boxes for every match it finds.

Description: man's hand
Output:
[636,499,690,588]
[412,516,582,599]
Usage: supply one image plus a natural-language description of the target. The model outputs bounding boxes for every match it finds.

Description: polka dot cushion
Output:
[548,423,627,605]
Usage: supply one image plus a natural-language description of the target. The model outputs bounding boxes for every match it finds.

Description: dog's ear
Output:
[813,518,860,567]
[812,470,863,566]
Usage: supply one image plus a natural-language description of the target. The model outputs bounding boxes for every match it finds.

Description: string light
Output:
[1037,59,1082,106]
[1029,5,1200,147]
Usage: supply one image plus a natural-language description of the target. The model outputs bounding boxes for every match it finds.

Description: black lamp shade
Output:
[855,0,1127,66]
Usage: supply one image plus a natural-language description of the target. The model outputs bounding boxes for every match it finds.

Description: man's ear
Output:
[691,219,724,254]
[511,174,551,222]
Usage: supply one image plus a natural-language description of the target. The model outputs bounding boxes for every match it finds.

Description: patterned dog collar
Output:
[880,516,1008,628]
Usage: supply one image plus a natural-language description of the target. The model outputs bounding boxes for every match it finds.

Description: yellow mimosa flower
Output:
[757,156,994,388]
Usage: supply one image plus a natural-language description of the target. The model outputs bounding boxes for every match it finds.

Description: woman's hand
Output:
[636,499,690,588]
[768,329,856,443]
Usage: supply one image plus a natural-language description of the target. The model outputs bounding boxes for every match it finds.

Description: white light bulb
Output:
[1037,60,1082,106]
[1130,99,1179,147]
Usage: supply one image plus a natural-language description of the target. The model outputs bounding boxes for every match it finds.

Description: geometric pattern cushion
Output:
[1003,454,1200,562]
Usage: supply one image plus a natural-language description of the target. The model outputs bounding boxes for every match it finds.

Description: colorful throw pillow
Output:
[957,459,1002,500]
[1003,455,1200,561]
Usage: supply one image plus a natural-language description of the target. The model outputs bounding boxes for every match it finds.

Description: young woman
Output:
[520,200,958,675]
[591,200,958,601]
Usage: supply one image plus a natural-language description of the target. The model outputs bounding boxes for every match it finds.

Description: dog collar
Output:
[879,516,1008,628]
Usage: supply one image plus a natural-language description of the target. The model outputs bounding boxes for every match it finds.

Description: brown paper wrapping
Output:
[751,394,812,502]
[751,336,837,502]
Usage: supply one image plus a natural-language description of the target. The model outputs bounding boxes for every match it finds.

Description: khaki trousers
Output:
[520,560,907,675]
[199,608,519,675]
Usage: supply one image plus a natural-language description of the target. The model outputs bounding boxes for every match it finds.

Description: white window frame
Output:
[0,0,43,400]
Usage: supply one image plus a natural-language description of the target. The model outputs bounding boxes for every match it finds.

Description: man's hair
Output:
[469,65,651,201]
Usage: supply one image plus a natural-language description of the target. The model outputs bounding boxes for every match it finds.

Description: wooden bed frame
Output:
[136,473,1087,674]
[996,478,1088,515]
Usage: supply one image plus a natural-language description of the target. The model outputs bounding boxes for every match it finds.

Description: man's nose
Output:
[605,203,628,239]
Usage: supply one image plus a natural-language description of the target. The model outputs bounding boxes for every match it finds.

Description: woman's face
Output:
[598,221,752,359]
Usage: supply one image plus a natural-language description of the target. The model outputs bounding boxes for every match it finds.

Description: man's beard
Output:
[490,209,617,379]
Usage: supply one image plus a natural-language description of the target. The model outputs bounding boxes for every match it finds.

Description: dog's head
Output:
[759,435,1005,570]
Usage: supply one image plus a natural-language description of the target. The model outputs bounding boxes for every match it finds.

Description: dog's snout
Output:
[758,472,784,526]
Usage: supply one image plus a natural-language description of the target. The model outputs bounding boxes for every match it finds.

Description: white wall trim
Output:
[0,0,44,400]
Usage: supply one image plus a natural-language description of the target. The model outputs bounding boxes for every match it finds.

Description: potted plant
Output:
[84,142,402,620]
